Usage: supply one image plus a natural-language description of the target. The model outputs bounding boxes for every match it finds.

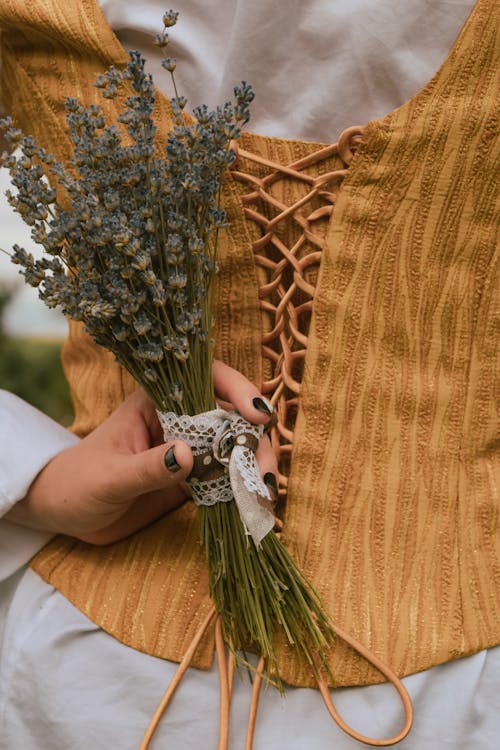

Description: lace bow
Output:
[157,409,275,545]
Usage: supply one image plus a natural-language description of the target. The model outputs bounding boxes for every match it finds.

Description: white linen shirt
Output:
[2,2,499,748]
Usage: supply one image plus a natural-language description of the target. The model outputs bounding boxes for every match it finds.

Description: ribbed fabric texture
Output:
[1,0,498,687]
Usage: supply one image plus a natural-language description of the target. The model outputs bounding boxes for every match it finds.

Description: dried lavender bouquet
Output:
[0,12,334,687]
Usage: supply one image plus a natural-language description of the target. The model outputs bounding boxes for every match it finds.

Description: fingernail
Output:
[264,472,278,498]
[252,396,274,416]
[264,411,278,433]
[164,446,181,472]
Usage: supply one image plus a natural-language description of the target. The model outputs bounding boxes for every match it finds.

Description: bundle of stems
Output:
[200,501,335,686]
[0,10,335,688]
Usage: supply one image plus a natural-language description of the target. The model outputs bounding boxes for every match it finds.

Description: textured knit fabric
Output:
[0,0,498,688]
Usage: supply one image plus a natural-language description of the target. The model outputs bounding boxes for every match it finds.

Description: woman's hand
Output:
[6,361,277,545]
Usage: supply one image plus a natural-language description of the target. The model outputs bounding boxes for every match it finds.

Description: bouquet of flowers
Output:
[1,11,334,688]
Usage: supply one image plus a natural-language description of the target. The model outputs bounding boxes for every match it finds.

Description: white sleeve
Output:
[0,389,79,579]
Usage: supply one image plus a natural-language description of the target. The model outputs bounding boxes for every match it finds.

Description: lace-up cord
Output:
[138,612,413,749]
[316,620,414,745]
[138,607,218,750]
[231,126,364,501]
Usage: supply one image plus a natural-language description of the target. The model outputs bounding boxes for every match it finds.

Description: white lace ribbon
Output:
[157,409,275,546]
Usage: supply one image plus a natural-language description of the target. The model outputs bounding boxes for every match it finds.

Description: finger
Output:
[119,387,165,445]
[213,360,274,425]
[255,434,279,500]
[114,439,194,499]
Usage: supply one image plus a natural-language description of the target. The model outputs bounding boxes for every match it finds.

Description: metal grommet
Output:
[213,425,234,465]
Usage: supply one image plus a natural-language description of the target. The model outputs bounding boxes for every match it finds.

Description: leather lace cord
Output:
[315,623,414,746]
[230,126,364,500]
[138,607,413,749]
[137,608,218,750]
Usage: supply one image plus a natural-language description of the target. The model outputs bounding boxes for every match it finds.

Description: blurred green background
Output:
[0,283,74,425]
[0,157,74,427]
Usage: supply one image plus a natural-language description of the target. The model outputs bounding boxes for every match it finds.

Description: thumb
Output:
[118,440,194,498]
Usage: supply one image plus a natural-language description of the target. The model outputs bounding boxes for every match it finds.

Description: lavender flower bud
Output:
[162,10,179,27]
[161,58,177,73]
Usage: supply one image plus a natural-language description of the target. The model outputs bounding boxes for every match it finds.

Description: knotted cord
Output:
[231,125,364,499]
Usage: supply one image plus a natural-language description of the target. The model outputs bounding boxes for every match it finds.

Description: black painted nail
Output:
[264,411,278,433]
[164,446,181,472]
[252,396,273,416]
[264,472,278,498]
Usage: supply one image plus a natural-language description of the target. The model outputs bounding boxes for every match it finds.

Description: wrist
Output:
[5,448,73,535]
